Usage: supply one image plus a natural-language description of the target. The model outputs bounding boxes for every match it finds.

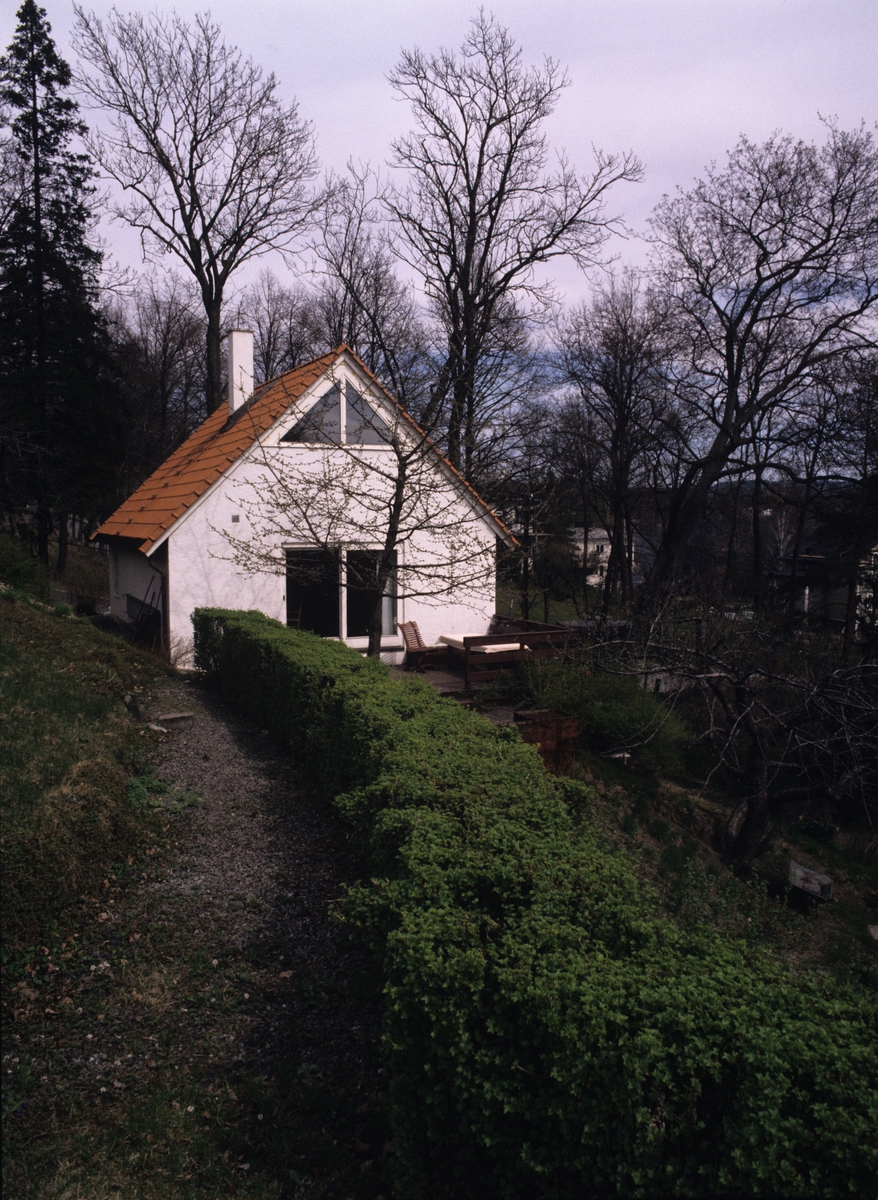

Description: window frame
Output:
[279,378,393,449]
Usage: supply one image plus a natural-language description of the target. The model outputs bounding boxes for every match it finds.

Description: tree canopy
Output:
[73,6,323,410]
[0,0,121,563]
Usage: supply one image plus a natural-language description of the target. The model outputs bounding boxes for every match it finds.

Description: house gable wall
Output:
[156,356,498,660]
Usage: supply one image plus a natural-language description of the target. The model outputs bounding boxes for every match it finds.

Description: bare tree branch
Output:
[73,7,322,408]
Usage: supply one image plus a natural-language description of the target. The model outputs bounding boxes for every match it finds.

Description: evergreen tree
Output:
[0,0,122,566]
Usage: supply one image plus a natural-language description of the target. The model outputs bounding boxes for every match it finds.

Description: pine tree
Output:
[0,0,122,566]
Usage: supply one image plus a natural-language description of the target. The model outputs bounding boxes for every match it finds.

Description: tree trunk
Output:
[787,482,812,619]
[842,568,860,663]
[726,725,770,864]
[367,460,406,657]
[644,401,748,605]
[36,505,51,567]
[644,451,730,603]
[205,296,224,412]
[520,550,531,620]
[367,591,384,659]
[721,477,739,599]
[624,507,634,601]
[751,465,764,613]
[56,511,68,577]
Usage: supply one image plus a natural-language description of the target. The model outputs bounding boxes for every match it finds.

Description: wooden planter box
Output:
[513,709,580,771]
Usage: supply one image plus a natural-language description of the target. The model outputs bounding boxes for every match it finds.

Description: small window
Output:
[345,383,391,445]
[231,514,240,523]
[281,380,391,445]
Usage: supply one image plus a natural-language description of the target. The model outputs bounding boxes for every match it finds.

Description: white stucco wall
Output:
[149,357,503,665]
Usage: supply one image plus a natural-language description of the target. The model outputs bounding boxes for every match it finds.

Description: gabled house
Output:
[95,335,514,662]
[570,526,646,587]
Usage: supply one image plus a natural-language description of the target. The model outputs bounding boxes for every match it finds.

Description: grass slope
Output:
[1,590,168,945]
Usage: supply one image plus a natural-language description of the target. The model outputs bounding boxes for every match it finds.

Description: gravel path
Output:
[139,674,393,1193]
[147,675,382,1055]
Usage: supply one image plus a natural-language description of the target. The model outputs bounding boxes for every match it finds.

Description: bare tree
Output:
[73,8,322,410]
[111,271,207,487]
[315,167,431,414]
[234,270,324,382]
[385,12,642,481]
[669,616,878,866]
[814,354,878,659]
[556,270,676,607]
[645,122,878,601]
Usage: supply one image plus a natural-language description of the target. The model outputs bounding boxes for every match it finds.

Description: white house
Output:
[570,527,613,585]
[95,336,514,663]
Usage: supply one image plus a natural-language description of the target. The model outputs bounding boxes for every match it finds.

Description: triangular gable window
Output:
[345,382,391,445]
[280,380,392,445]
[280,383,341,444]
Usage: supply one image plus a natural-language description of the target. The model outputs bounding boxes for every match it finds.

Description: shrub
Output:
[0,532,51,601]
[521,659,690,774]
[194,608,878,1198]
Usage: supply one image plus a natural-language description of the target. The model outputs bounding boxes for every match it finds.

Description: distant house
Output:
[570,526,647,586]
[95,335,513,662]
[770,543,878,628]
[570,527,611,584]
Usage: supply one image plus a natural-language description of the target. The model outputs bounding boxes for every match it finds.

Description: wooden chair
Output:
[399,621,444,671]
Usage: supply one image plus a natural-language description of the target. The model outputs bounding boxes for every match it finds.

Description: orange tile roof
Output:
[95,346,515,553]
[95,352,339,552]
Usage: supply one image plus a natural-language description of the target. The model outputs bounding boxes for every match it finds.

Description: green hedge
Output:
[193,609,878,1198]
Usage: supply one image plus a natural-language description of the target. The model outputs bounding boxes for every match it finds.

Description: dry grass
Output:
[568,749,878,984]
[1,593,171,945]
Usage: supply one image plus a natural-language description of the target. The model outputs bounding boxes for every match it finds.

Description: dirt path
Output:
[5,676,392,1200]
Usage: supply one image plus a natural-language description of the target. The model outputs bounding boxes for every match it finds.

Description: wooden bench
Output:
[439,620,578,690]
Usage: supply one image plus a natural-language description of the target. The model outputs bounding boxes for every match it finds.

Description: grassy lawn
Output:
[1,590,168,948]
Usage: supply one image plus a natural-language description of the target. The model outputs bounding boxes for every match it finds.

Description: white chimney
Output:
[227,329,254,415]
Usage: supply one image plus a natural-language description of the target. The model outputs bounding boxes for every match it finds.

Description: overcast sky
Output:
[4,0,877,302]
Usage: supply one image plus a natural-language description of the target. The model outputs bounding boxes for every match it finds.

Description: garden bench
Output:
[399,621,444,671]
[438,621,578,690]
